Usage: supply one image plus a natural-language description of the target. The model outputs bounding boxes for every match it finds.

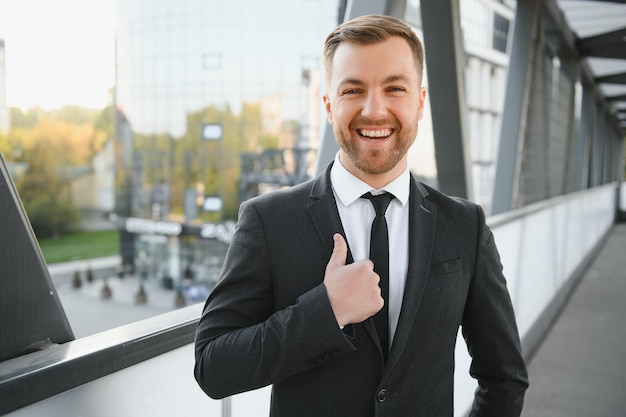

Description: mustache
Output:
[349,118,397,128]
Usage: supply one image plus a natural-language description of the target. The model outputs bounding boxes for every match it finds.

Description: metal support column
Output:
[578,83,593,190]
[492,0,542,214]
[0,153,74,362]
[420,0,472,200]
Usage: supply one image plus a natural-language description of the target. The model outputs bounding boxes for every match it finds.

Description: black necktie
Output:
[362,192,394,359]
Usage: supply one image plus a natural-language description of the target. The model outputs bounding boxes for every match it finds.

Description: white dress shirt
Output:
[330,154,410,348]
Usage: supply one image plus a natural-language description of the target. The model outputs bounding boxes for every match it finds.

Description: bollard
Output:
[175,288,186,308]
[72,270,82,289]
[101,277,112,299]
[135,283,148,305]
[86,266,94,283]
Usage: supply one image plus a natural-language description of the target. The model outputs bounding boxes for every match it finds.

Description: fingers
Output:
[326,233,347,270]
[324,233,383,326]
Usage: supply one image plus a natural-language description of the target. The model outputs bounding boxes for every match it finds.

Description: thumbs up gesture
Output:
[324,233,384,327]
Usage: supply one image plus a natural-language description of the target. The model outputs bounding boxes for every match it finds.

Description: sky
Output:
[0,0,115,110]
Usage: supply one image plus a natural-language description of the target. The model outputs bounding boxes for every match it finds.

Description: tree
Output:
[9,107,47,129]
[16,139,80,238]
[0,131,19,160]
[9,106,109,164]
[7,106,110,238]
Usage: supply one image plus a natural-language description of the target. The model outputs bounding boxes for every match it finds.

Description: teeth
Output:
[359,129,392,138]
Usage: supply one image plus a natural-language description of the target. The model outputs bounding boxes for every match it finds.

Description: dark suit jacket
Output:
[194,164,528,417]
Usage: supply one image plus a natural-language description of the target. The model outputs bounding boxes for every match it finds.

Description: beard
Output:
[334,116,418,175]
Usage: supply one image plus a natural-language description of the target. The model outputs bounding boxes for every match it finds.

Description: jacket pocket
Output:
[428,258,461,276]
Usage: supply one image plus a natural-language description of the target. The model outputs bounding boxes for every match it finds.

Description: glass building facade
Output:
[113,0,341,286]
[460,0,514,214]
[112,0,513,290]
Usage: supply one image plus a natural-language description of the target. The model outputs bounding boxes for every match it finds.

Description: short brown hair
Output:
[323,14,425,84]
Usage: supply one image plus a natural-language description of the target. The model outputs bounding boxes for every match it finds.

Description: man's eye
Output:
[342,89,359,95]
[388,87,405,93]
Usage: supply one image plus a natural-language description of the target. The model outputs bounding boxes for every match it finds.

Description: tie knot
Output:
[361,192,395,216]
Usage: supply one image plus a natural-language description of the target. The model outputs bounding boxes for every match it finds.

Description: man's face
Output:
[323,36,426,186]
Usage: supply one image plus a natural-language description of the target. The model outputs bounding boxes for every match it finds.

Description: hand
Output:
[324,233,384,327]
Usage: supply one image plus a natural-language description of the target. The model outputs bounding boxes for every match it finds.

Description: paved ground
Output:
[50,257,206,338]
[55,274,185,338]
[521,223,626,417]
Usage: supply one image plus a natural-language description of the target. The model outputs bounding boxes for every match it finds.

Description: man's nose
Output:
[361,91,387,119]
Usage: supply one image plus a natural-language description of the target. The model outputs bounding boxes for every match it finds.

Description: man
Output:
[194,14,528,416]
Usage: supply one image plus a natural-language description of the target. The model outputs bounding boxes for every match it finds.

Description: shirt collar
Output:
[330,153,410,208]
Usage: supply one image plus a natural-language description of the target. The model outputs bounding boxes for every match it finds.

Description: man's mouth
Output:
[357,128,393,139]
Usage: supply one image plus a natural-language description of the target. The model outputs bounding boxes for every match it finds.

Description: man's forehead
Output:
[330,41,420,84]
[333,36,412,56]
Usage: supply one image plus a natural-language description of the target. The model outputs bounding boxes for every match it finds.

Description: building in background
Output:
[460,0,515,214]
[113,0,340,281]
[0,39,9,133]
[111,0,517,281]
[70,138,116,228]
[404,0,515,214]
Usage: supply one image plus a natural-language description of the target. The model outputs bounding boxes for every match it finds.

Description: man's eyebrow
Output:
[337,75,411,88]
[337,78,365,88]
[383,74,411,84]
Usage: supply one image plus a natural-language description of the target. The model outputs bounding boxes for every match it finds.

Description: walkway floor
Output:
[521,223,626,417]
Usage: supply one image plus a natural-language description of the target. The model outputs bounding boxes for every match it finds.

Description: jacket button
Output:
[376,389,387,403]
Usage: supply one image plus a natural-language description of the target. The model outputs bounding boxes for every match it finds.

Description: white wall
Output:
[454,183,616,415]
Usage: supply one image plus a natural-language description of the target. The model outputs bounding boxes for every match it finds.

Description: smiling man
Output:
[325,34,426,188]
[194,14,528,417]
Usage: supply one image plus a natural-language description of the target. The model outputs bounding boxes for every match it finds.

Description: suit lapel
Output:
[387,175,437,371]
[307,163,379,345]
[307,162,353,263]
[307,165,438,360]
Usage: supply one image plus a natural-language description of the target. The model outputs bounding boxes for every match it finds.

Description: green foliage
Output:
[16,140,81,238]
[55,105,102,125]
[10,105,110,131]
[9,107,47,129]
[260,135,280,149]
[95,106,113,137]
[0,131,17,159]
[7,105,112,238]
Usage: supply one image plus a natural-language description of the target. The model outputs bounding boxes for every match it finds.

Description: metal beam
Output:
[420,0,472,199]
[0,153,74,363]
[578,27,626,59]
[607,93,626,101]
[596,71,626,85]
[578,85,593,189]
[492,0,542,214]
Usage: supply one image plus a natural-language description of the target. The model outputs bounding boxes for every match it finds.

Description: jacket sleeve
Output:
[462,205,529,417]
[193,199,355,399]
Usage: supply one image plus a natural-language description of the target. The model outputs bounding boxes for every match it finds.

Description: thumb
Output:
[327,233,347,269]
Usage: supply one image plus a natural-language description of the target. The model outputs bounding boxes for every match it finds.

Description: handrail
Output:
[487,182,618,228]
[0,304,202,415]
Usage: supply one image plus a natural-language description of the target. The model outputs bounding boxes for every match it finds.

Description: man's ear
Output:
[417,87,427,121]
[323,94,332,123]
